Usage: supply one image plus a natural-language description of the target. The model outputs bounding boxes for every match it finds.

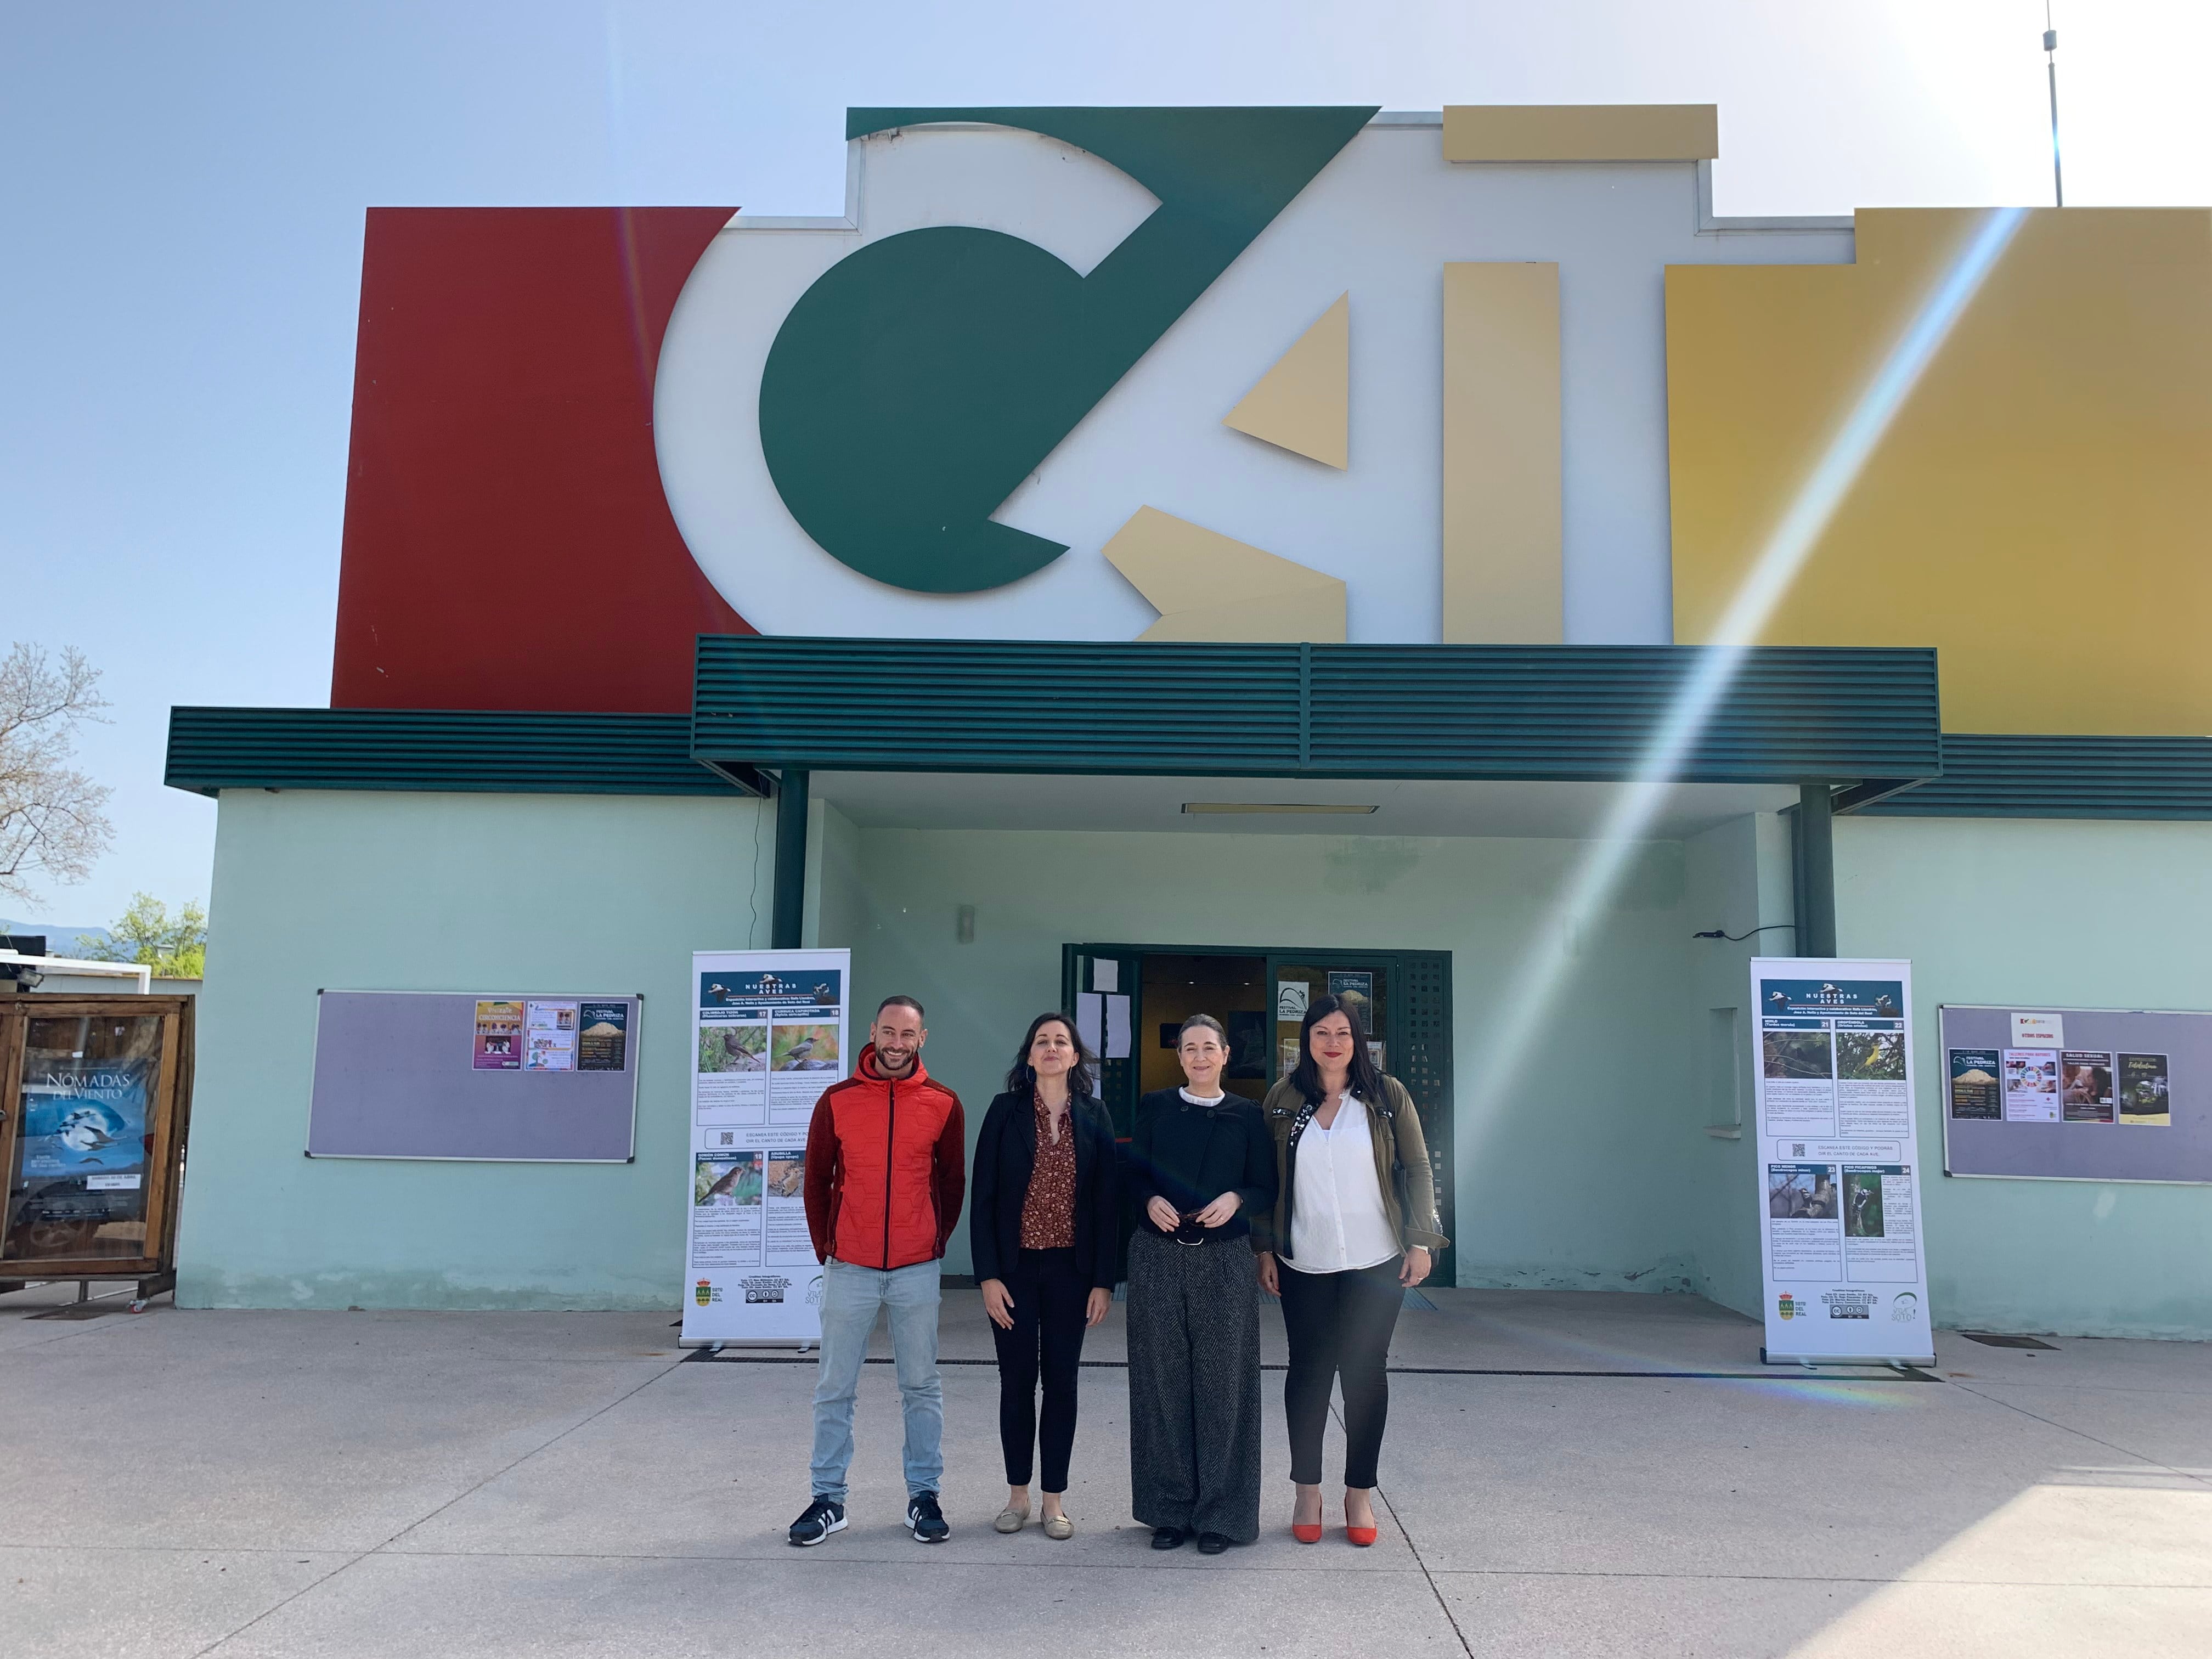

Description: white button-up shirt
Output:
[1285,1095,1398,1273]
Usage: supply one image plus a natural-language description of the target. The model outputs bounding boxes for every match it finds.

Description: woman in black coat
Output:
[969,1011,1118,1539]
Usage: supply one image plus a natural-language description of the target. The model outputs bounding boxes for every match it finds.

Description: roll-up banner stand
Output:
[681,949,850,1347]
[1750,958,1935,1367]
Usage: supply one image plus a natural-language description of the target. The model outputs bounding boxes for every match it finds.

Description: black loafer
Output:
[1196,1531,1231,1555]
[1150,1526,1187,1550]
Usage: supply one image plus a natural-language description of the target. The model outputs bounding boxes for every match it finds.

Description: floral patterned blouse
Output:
[1018,1093,1078,1249]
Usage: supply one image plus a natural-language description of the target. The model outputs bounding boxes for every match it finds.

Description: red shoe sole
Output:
[1346,1526,1378,1547]
[1291,1523,1323,1544]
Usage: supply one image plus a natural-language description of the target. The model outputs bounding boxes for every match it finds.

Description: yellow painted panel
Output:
[1667,207,2212,736]
[1102,506,1345,642]
[1443,105,1717,163]
[1138,588,1347,644]
[1223,293,1348,468]
[1442,263,1562,644]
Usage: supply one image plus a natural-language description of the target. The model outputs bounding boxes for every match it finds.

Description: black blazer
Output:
[1126,1087,1276,1242]
[969,1090,1120,1290]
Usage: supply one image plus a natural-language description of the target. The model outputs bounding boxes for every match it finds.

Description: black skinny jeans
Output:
[989,1247,1091,1491]
[1277,1255,1404,1488]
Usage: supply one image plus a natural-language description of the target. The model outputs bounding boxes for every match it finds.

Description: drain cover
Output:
[1961,1331,2056,1350]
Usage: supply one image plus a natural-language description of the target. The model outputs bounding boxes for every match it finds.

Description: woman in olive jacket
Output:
[1254,994,1448,1546]
[969,1012,1118,1539]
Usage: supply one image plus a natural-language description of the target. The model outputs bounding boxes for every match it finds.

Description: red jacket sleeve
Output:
[933,1091,967,1255]
[803,1091,840,1262]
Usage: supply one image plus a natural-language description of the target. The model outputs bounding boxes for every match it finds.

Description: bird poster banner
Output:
[684,948,850,1346]
[1750,958,1935,1367]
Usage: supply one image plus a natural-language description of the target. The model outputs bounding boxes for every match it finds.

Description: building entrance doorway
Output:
[1062,943,1453,1285]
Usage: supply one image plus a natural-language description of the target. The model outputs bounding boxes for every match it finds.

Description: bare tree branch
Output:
[0,642,115,905]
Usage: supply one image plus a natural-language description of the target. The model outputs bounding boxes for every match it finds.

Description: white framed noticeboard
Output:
[680,949,849,1347]
[1749,958,1935,1367]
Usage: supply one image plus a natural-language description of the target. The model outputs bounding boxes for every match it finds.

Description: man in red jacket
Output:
[789,994,966,1547]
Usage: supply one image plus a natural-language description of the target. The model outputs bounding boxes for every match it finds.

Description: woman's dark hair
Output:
[1005,1011,1099,1098]
[1289,994,1386,1107]
[1176,1012,1228,1046]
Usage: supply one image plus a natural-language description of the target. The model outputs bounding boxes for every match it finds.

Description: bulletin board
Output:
[306,990,642,1161]
[1938,1004,2212,1184]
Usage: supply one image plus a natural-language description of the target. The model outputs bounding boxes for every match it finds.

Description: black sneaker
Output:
[788,1496,846,1547]
[907,1491,951,1543]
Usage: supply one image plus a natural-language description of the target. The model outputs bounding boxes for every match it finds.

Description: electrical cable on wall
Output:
[1691,924,1797,943]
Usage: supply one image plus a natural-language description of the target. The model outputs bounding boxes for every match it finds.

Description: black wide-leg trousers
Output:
[1277,1255,1404,1488]
[989,1246,1090,1491]
[1126,1228,1263,1542]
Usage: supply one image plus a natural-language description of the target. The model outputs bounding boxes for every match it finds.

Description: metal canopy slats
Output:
[1851,734,2212,819]
[1306,645,1940,781]
[693,637,1942,783]
[693,638,1305,773]
[165,707,748,797]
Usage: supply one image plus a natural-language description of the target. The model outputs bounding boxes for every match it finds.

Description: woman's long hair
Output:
[1004,1011,1100,1099]
[1288,994,1385,1107]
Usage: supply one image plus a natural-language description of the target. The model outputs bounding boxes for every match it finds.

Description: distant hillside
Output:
[0,919,115,958]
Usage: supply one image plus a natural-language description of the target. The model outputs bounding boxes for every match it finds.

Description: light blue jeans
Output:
[810,1257,944,1503]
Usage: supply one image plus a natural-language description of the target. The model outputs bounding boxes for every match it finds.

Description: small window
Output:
[1707,1007,1742,1127]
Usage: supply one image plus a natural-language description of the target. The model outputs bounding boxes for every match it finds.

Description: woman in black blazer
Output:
[969,1011,1118,1539]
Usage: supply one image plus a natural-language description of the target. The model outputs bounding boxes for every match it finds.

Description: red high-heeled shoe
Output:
[1292,1521,1323,1544]
[1345,1523,1378,1547]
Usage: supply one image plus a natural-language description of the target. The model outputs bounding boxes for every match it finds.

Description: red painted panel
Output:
[331,207,752,713]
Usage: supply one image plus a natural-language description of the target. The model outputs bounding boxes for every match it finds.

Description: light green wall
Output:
[1675,811,1799,1321]
[826,826,1735,1291]
[177,788,772,1310]
[174,788,2211,1334]
[1836,815,2212,1339]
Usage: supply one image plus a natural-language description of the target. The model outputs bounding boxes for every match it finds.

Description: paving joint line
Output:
[185,1350,692,1657]
[1323,1396,1476,1656]
[1938,1376,2212,1490]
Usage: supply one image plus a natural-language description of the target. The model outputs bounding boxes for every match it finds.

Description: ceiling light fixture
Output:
[1180,802,1379,815]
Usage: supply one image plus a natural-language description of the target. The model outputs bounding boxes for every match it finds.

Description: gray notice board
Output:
[1939,1004,2212,1184]
[308,991,643,1161]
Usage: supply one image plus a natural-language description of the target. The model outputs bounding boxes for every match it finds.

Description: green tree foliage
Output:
[83,892,207,979]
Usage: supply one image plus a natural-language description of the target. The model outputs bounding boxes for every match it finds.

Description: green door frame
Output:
[1061,941,1456,1286]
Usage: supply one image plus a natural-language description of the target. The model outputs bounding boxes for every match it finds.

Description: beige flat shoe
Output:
[994,1507,1029,1534]
[1042,1513,1074,1539]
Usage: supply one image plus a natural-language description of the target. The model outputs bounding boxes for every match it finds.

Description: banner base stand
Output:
[1761,1346,1937,1368]
[679,1337,817,1352]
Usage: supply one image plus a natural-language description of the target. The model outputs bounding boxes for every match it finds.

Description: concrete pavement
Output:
[4,1278,2207,1657]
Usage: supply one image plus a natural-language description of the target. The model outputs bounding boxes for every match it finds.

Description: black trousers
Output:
[989,1247,1090,1491]
[1278,1255,1404,1488]
[1126,1229,1263,1542]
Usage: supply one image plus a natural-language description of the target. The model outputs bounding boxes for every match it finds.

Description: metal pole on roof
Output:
[2045,7,2064,207]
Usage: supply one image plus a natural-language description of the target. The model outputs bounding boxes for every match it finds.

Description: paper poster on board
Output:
[1750,959,1934,1365]
[577,1002,629,1071]
[682,949,849,1345]
[472,1000,523,1070]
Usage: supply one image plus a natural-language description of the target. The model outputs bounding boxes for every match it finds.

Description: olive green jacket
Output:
[1252,1074,1449,1260]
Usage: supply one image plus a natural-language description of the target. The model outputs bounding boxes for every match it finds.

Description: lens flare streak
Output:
[1468,208,2029,1146]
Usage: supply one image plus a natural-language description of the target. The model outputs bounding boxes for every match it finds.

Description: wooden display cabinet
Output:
[0,995,195,1305]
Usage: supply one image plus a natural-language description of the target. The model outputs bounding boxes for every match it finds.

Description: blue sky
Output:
[5,0,2208,932]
